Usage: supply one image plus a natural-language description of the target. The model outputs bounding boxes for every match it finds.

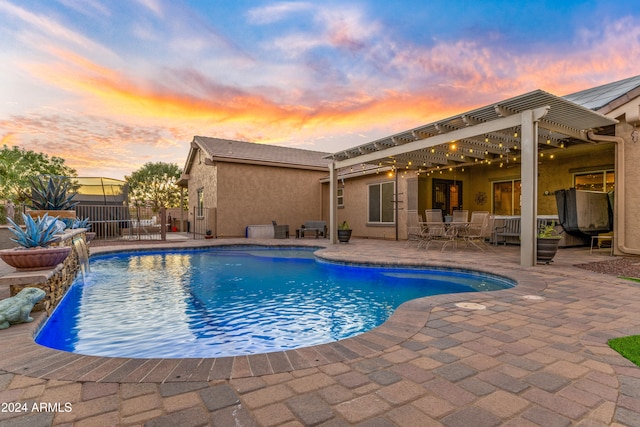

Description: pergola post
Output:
[329,162,338,243]
[520,109,543,267]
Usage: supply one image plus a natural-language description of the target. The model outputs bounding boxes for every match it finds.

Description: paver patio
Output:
[1,238,639,426]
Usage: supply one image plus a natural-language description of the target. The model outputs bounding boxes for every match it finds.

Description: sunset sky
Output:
[1,0,639,180]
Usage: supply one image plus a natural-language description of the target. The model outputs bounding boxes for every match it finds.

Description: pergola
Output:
[325,90,617,267]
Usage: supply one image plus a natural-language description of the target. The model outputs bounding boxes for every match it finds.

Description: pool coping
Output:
[0,240,546,383]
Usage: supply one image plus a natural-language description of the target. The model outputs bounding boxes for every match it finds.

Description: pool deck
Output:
[1,237,639,426]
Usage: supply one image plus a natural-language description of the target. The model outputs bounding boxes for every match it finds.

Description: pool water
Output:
[36,247,514,358]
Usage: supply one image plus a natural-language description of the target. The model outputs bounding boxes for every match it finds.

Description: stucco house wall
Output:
[320,141,615,241]
[216,162,327,237]
[613,118,640,253]
[186,151,218,234]
[181,137,330,238]
[322,172,409,240]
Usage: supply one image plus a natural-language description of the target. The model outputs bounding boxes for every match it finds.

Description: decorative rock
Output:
[0,287,46,329]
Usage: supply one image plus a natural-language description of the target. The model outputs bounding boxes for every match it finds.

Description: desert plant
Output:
[7,213,61,248]
[61,216,91,230]
[74,217,91,229]
[29,175,78,211]
[338,221,351,230]
[538,221,561,239]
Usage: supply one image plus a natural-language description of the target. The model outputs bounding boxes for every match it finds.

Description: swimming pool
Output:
[36,246,514,358]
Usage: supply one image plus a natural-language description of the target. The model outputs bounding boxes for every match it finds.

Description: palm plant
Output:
[7,213,61,248]
[29,175,78,211]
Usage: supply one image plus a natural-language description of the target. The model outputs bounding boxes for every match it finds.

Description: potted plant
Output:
[27,175,78,220]
[337,221,352,243]
[537,221,562,264]
[0,213,72,271]
[205,229,214,239]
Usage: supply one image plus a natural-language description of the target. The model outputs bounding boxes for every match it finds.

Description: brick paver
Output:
[1,238,640,426]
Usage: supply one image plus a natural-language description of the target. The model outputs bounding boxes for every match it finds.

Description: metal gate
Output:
[190,207,216,239]
[75,205,166,241]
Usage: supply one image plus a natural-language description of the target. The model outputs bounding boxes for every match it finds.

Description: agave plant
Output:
[60,216,91,230]
[7,213,61,248]
[73,217,91,230]
[29,175,78,211]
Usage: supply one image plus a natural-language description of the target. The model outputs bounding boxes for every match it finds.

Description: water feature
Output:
[71,237,90,282]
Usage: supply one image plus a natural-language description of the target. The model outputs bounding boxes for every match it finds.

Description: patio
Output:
[1,238,639,426]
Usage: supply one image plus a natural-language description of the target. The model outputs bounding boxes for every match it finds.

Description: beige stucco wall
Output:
[322,172,407,240]
[415,143,614,217]
[187,141,617,241]
[323,143,615,241]
[215,162,326,237]
[617,120,640,253]
[186,150,218,234]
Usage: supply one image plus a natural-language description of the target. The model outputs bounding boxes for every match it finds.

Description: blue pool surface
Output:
[36,247,514,358]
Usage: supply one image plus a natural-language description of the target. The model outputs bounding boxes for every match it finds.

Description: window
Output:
[492,180,521,215]
[197,188,204,217]
[337,187,344,208]
[574,170,614,192]
[368,181,395,224]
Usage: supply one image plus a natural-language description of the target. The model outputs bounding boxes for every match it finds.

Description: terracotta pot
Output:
[86,232,96,242]
[0,246,72,271]
[27,210,76,220]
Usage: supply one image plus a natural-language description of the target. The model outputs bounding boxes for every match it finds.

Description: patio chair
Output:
[452,209,469,223]
[424,209,443,223]
[461,211,490,250]
[419,209,449,250]
[272,221,290,239]
[405,213,425,248]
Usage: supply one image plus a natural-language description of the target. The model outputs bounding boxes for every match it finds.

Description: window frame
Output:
[367,181,395,225]
[196,187,204,218]
[573,169,614,192]
[492,179,521,216]
[337,187,344,208]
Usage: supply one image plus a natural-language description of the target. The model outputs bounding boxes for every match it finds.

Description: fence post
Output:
[160,207,166,241]
[192,206,196,240]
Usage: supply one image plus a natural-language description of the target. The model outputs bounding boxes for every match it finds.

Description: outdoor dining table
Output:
[419,221,470,251]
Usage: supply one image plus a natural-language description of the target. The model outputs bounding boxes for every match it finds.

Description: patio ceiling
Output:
[325,90,617,173]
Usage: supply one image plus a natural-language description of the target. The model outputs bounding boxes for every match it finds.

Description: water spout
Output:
[72,237,90,282]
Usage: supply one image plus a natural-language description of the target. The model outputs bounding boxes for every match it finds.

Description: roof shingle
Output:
[194,136,331,169]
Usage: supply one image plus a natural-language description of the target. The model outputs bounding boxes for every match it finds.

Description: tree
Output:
[125,162,185,212]
[0,145,77,204]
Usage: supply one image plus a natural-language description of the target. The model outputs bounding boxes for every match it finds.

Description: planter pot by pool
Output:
[0,246,71,271]
[537,237,560,264]
[86,232,96,242]
[337,229,352,243]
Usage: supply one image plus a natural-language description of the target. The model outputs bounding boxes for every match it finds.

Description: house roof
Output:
[195,136,331,167]
[180,137,332,183]
[564,74,640,111]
